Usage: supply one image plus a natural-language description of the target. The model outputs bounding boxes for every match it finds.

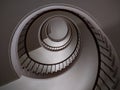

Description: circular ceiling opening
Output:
[45,17,69,42]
